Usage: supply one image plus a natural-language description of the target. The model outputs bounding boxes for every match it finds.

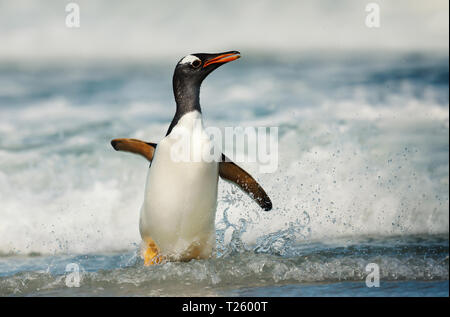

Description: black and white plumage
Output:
[111,51,272,263]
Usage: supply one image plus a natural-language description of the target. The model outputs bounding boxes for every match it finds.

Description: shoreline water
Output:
[1,234,448,296]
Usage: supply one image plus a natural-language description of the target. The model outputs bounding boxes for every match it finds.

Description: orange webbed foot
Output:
[143,239,164,266]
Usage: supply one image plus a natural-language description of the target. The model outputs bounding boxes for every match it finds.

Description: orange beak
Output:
[203,52,241,68]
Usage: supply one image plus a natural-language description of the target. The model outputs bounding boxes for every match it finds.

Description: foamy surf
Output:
[0,235,447,296]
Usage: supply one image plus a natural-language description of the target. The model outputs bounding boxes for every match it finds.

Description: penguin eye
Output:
[191,59,201,68]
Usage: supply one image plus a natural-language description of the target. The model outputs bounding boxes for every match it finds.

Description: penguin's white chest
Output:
[139,111,219,260]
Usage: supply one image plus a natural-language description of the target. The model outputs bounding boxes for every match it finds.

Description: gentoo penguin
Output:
[111,51,272,265]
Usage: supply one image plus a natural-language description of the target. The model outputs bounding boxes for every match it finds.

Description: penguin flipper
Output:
[111,138,157,162]
[219,155,272,211]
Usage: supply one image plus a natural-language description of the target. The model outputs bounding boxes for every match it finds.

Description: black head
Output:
[173,51,241,87]
[168,51,240,136]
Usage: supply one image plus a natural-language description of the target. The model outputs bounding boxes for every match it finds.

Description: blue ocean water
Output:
[229,280,449,297]
[0,52,448,296]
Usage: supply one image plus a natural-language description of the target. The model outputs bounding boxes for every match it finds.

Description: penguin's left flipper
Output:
[111,138,157,162]
[219,155,272,211]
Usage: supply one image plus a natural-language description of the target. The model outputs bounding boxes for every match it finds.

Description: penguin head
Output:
[173,51,241,86]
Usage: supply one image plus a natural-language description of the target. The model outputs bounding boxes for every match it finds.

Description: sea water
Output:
[0,52,448,296]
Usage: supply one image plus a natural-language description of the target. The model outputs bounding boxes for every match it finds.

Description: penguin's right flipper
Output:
[111,138,157,162]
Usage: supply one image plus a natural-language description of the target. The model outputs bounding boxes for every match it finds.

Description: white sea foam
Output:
[221,101,448,245]
[0,92,448,255]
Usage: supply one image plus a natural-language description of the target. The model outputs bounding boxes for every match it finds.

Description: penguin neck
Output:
[174,78,202,114]
[167,78,203,135]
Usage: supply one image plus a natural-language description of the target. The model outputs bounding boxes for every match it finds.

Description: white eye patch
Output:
[179,55,200,65]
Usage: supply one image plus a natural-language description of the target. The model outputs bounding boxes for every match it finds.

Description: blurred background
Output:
[0,0,448,60]
[0,0,448,296]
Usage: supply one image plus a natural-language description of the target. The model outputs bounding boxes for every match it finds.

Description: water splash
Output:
[217,203,312,257]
